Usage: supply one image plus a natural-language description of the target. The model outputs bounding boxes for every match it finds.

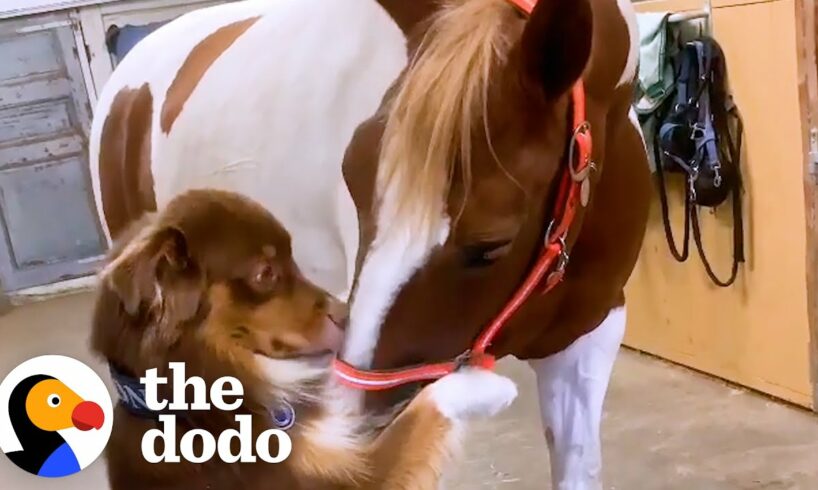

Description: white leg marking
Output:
[427,368,518,421]
[616,0,639,87]
[529,307,626,490]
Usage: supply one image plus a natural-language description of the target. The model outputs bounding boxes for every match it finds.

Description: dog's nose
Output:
[319,316,346,353]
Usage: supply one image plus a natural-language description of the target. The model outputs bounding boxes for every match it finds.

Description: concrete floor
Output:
[449,355,818,490]
[1,293,817,489]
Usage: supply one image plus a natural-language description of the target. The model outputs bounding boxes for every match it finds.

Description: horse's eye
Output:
[462,240,513,268]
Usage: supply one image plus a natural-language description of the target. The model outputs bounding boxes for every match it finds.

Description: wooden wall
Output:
[626,0,815,408]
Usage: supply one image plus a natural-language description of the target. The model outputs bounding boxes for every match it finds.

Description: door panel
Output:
[0,12,104,290]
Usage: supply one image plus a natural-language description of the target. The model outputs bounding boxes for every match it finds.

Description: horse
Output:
[88,0,651,488]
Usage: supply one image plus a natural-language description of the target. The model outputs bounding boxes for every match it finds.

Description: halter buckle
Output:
[555,236,570,273]
[569,122,594,183]
[544,219,555,245]
[454,350,473,371]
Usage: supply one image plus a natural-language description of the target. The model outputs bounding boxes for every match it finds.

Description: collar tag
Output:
[270,400,296,431]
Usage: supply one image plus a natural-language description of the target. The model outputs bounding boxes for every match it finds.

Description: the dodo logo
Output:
[0,355,113,478]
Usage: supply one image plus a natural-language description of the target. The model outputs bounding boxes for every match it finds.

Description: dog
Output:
[91,189,517,490]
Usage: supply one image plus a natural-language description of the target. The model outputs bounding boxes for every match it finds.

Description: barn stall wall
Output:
[626,0,818,410]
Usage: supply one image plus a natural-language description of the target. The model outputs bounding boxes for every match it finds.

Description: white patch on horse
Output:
[91,0,408,300]
[616,0,639,87]
[341,184,450,368]
[89,96,114,244]
[528,306,626,490]
[89,2,262,244]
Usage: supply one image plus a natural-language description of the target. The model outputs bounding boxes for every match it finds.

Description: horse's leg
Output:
[528,306,626,490]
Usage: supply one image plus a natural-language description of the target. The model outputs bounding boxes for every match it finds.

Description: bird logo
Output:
[0,355,113,478]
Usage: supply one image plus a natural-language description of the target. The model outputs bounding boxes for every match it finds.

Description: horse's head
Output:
[340,0,593,400]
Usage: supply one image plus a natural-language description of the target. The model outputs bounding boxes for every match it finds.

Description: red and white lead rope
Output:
[333,0,594,391]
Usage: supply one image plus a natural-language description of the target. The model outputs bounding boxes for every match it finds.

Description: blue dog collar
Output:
[109,364,296,430]
[110,365,156,419]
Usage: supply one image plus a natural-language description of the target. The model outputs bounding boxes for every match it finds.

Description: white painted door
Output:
[0,12,105,290]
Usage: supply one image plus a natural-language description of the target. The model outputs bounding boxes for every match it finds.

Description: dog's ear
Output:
[102,224,203,326]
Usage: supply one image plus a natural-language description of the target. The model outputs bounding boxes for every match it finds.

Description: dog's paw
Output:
[426,368,518,421]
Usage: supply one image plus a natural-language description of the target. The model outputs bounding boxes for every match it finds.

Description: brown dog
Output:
[91,189,516,490]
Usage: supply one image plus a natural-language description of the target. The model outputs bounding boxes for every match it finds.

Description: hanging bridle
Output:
[333,0,595,391]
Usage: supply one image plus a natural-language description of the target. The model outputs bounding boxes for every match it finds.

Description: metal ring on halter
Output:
[555,236,570,272]
[567,121,595,183]
[544,219,555,246]
[453,350,473,371]
[690,123,706,140]
[544,218,568,243]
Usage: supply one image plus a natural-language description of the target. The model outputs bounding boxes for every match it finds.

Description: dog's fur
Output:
[91,189,516,490]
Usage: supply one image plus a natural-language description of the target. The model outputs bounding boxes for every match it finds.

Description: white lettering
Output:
[216,414,257,463]
[255,429,292,464]
[141,415,180,463]
[168,362,210,410]
[210,376,244,411]
[140,368,168,411]
[137,364,293,465]
[180,429,217,464]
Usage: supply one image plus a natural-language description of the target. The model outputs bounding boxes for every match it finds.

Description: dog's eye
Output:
[462,240,513,268]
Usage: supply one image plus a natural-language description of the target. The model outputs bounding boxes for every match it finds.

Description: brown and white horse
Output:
[89,0,651,487]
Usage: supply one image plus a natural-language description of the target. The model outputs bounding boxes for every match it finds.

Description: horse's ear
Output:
[103,224,202,325]
[517,0,593,99]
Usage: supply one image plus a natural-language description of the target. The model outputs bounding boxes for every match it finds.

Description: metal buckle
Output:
[575,120,591,136]
[544,236,570,288]
[454,350,473,371]
[568,121,594,183]
[544,219,555,245]
[555,236,570,273]
[545,221,570,267]
[690,123,706,140]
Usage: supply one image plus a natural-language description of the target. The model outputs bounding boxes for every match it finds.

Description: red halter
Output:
[333,0,594,391]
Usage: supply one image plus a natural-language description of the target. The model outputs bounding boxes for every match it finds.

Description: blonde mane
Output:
[377,0,519,233]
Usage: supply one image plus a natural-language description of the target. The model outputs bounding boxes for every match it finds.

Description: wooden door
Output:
[627,0,815,409]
